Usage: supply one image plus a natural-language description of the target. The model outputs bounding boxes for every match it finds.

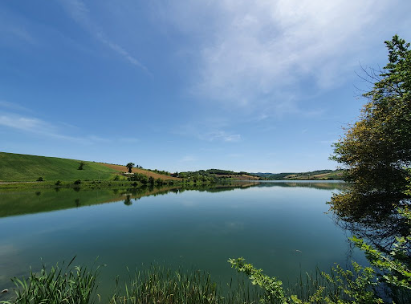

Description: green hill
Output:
[0,152,118,182]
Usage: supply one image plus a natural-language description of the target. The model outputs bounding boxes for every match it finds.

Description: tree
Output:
[331,35,411,212]
[78,161,85,170]
[126,162,135,173]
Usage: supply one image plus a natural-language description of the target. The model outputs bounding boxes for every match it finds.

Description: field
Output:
[0,152,175,182]
[100,163,179,180]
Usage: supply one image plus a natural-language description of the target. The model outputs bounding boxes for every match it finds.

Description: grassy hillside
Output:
[100,163,179,181]
[0,152,176,182]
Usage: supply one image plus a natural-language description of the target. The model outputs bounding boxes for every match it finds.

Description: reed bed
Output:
[1,258,99,304]
[5,260,392,304]
[109,265,261,304]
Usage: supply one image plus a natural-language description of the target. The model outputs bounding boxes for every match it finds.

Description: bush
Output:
[74,179,81,185]
[36,177,44,182]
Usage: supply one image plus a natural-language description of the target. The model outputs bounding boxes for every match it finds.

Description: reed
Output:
[109,265,261,304]
[2,257,99,304]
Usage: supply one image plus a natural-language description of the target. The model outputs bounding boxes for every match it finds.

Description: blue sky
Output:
[1,1,410,173]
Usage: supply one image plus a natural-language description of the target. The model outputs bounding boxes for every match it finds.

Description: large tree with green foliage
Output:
[331,35,411,213]
[126,162,135,173]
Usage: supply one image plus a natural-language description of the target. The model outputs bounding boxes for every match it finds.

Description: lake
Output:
[0,181,365,298]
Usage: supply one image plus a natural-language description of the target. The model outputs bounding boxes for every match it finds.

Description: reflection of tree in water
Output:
[124,194,132,206]
[75,198,80,207]
[331,193,411,256]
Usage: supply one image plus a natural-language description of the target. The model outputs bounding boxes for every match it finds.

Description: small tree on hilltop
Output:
[126,162,135,173]
[78,161,85,170]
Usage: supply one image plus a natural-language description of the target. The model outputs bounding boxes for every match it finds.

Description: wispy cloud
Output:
[0,100,32,112]
[58,0,150,73]
[4,27,37,45]
[228,153,243,158]
[199,131,242,143]
[119,137,140,143]
[176,123,242,143]
[0,115,53,133]
[162,0,409,112]
[179,155,197,162]
[0,112,111,145]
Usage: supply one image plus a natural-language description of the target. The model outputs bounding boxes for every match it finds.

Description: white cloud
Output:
[0,113,91,143]
[200,131,241,142]
[175,120,242,143]
[119,137,140,143]
[0,100,31,112]
[162,0,410,111]
[179,155,197,162]
[0,113,110,145]
[0,115,52,133]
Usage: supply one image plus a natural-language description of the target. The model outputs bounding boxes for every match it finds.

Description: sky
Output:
[1,1,410,173]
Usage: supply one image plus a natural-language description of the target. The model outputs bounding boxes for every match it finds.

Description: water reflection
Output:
[0,181,346,218]
[0,180,358,299]
[331,192,411,255]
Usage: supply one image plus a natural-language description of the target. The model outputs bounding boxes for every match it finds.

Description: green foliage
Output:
[146,168,171,176]
[36,177,44,182]
[351,208,411,291]
[78,161,86,170]
[228,257,285,303]
[55,180,62,186]
[126,162,135,173]
[74,179,82,185]
[2,258,98,304]
[331,35,411,210]
[228,257,382,304]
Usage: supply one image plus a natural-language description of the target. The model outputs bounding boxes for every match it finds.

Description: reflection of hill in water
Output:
[0,181,345,218]
[252,181,347,191]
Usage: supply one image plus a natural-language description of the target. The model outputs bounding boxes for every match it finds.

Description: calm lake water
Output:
[0,181,365,298]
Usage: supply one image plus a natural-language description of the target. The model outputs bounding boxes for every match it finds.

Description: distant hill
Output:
[0,152,343,183]
[0,152,177,182]
[251,169,344,180]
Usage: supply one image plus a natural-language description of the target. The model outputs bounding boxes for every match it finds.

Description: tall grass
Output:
[109,265,261,304]
[1,257,99,304]
[5,259,393,304]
